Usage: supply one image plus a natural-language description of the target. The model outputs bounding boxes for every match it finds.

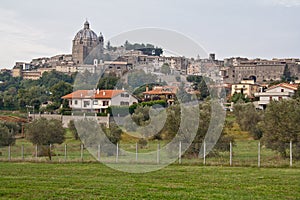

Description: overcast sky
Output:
[0,0,299,68]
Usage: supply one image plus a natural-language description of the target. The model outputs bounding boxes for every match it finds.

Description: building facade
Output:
[72,21,104,65]
[255,83,298,109]
[62,89,138,113]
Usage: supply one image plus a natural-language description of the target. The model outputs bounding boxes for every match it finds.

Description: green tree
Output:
[0,123,16,146]
[18,86,49,110]
[162,105,181,140]
[261,99,300,159]
[198,78,210,100]
[184,101,233,158]
[102,123,122,144]
[282,64,291,82]
[233,103,263,139]
[131,106,150,126]
[39,71,73,88]
[231,93,250,104]
[50,81,73,104]
[97,75,119,90]
[25,118,65,160]
[186,75,210,100]
[68,120,79,140]
[293,84,300,99]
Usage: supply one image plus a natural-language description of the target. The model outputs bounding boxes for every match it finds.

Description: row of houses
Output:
[230,80,299,109]
[62,85,178,114]
[12,60,132,80]
[62,89,138,113]
[62,81,299,115]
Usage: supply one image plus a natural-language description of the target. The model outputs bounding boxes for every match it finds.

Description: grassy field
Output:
[0,162,299,199]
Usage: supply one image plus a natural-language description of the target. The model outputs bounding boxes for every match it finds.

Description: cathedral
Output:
[72,20,104,65]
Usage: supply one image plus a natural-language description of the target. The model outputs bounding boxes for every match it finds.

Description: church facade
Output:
[72,20,104,65]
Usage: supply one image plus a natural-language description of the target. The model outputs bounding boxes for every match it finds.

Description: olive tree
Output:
[25,118,65,160]
[233,103,263,139]
[0,121,20,146]
[261,99,300,159]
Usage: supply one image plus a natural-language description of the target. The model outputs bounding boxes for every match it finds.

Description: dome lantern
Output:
[84,20,90,29]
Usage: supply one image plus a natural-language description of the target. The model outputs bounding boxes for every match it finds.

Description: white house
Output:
[255,83,298,109]
[62,89,138,113]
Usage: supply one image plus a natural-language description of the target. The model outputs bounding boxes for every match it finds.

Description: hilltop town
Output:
[4,20,299,110]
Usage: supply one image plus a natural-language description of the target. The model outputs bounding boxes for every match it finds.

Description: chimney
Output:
[97,89,99,94]
[146,85,149,92]
[103,91,106,96]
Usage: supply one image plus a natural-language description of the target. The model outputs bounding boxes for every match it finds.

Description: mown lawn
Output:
[0,162,299,199]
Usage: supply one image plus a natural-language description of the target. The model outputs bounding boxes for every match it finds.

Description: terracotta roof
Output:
[0,116,27,123]
[143,86,178,95]
[62,90,124,99]
[267,83,298,91]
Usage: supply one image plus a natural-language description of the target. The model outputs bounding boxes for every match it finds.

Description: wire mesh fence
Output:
[0,141,299,167]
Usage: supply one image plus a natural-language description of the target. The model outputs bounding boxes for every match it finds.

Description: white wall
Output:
[111,92,138,106]
[267,87,294,93]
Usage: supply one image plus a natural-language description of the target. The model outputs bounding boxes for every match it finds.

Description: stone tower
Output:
[72,20,104,65]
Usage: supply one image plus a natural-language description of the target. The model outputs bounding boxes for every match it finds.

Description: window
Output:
[121,93,130,98]
[281,89,284,92]
[93,100,98,105]
[83,101,90,107]
[103,101,109,106]
[120,101,129,106]
[74,100,78,105]
[279,96,283,101]
[269,96,273,101]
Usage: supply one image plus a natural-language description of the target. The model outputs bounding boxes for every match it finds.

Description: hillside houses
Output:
[62,89,138,114]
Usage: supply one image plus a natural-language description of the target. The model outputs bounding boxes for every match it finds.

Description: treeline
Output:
[121,100,233,158]
[124,41,163,56]
[233,99,300,160]
[0,70,74,112]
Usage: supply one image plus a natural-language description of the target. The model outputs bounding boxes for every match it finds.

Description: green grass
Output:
[0,162,299,199]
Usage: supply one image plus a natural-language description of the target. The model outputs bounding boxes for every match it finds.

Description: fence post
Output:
[35,145,38,161]
[258,141,261,168]
[80,144,83,162]
[49,144,52,162]
[203,141,206,165]
[230,142,232,166]
[64,144,67,162]
[8,145,11,161]
[21,144,24,160]
[97,144,101,161]
[157,142,160,164]
[290,140,293,167]
[135,143,138,163]
[116,143,119,163]
[179,141,182,164]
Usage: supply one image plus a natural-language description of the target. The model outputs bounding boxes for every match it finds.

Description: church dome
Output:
[73,20,98,41]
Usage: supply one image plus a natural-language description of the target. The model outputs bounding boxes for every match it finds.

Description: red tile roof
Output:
[267,83,298,91]
[62,90,124,99]
[143,86,178,95]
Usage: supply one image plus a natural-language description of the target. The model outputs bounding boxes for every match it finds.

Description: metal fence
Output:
[0,141,299,167]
